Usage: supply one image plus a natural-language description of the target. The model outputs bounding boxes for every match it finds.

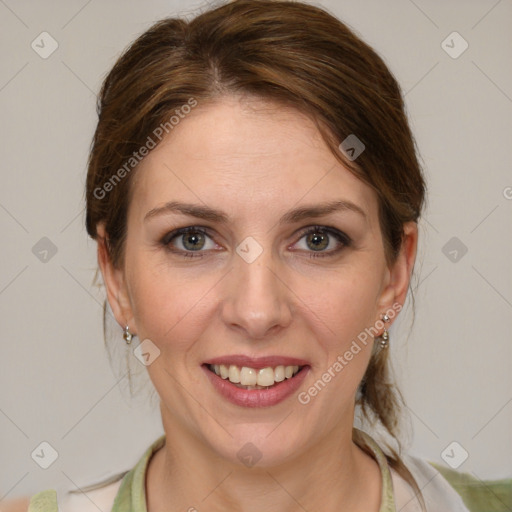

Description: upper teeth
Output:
[210,364,300,387]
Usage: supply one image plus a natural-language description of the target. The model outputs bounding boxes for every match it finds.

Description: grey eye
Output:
[305,231,329,251]
[181,231,206,250]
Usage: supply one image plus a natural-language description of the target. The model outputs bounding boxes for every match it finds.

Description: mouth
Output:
[201,355,311,407]
[204,363,306,390]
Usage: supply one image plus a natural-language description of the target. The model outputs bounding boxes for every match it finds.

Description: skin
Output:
[0,497,30,512]
[97,95,417,512]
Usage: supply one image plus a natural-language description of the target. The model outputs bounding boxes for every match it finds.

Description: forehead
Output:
[130,96,379,225]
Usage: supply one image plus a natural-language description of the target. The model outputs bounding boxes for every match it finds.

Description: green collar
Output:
[110,429,395,512]
[111,434,166,512]
[28,430,396,512]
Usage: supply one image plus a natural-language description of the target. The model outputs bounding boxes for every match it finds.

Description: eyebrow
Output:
[143,200,367,224]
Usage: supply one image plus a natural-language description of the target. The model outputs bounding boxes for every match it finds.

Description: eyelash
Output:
[297,225,352,258]
[160,225,351,259]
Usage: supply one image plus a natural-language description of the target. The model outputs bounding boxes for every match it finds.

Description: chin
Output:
[205,424,305,470]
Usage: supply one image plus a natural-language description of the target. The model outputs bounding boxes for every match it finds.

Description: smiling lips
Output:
[204,355,309,388]
[202,355,310,406]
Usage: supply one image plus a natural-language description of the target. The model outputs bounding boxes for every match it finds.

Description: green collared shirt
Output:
[27,431,509,511]
[110,430,397,511]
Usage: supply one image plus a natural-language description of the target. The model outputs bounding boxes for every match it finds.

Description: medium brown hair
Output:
[85,0,426,505]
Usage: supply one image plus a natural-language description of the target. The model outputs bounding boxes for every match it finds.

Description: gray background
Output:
[1,0,511,501]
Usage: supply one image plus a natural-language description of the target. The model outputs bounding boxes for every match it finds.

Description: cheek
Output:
[126,257,218,352]
[296,267,382,347]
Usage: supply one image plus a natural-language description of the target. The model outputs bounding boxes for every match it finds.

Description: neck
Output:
[146,408,382,512]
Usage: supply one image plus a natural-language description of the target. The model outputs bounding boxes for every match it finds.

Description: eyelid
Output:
[290,225,352,257]
[160,226,222,258]
[160,224,351,257]
[161,226,213,246]
[294,225,351,245]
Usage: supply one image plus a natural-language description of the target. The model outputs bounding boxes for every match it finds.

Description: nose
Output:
[220,247,293,340]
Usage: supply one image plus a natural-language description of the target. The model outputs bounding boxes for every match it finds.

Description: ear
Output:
[376,221,418,323]
[96,223,137,333]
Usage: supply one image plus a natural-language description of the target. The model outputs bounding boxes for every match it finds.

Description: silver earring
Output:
[380,314,390,348]
[380,328,389,348]
[123,325,133,345]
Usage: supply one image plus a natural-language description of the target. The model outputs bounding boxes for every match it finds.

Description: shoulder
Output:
[58,478,124,512]
[429,461,512,512]
[392,455,470,511]
[393,454,512,512]
[26,435,165,512]
[0,497,31,512]
[26,474,125,512]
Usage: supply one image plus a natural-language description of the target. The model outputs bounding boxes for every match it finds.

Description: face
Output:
[100,95,415,467]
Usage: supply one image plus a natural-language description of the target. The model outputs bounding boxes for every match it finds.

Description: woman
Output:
[25,0,474,510]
